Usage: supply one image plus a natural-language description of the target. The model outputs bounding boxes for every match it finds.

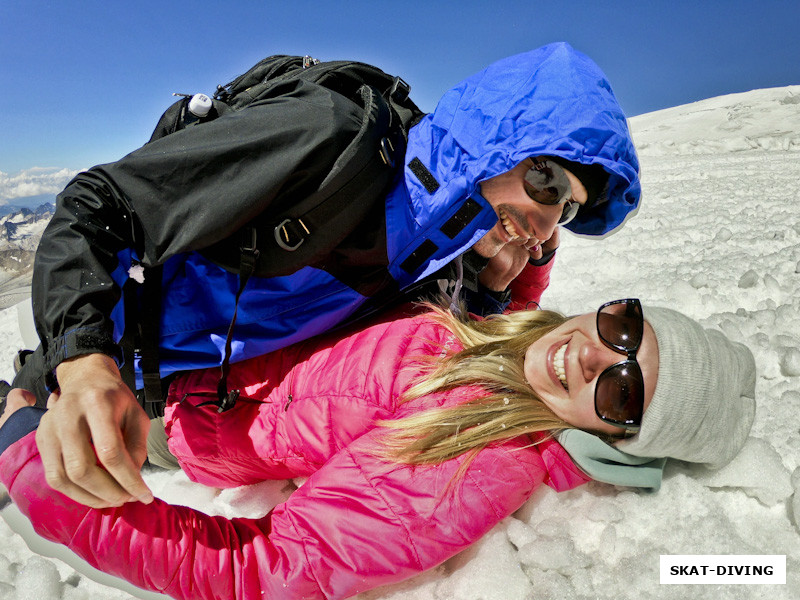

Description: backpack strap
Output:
[213,227,259,411]
[120,264,165,419]
[118,278,138,394]
[268,84,397,252]
[139,264,164,417]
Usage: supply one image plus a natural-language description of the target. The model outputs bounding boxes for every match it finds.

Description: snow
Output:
[1,85,799,599]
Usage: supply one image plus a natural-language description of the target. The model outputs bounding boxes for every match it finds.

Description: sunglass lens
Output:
[524,158,572,206]
[598,301,643,351]
[595,362,645,426]
[558,201,580,224]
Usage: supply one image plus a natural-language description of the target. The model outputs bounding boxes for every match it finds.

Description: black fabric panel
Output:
[400,239,439,275]
[408,157,440,193]
[314,196,394,298]
[440,198,483,239]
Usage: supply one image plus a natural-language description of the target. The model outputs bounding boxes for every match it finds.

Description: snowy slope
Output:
[1,86,799,599]
[631,85,800,154]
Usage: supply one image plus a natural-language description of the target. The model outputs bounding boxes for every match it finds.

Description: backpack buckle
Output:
[379,137,395,167]
[389,77,410,102]
[275,218,310,251]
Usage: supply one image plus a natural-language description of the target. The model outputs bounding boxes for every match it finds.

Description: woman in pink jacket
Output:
[0,297,756,600]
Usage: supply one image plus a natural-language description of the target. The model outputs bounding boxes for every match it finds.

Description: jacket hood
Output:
[386,42,641,285]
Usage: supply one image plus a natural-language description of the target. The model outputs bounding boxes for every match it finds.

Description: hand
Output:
[527,226,560,263]
[35,353,153,508]
[478,243,532,291]
[479,227,561,291]
[0,388,37,429]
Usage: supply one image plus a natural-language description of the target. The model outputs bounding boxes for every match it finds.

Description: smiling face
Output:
[473,158,588,258]
[523,311,659,436]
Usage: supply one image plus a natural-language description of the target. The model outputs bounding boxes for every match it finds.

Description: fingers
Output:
[87,406,153,505]
[480,244,531,291]
[10,388,37,407]
[35,387,153,508]
[46,391,60,408]
[36,413,123,508]
[541,226,560,253]
[527,243,543,261]
[122,405,152,473]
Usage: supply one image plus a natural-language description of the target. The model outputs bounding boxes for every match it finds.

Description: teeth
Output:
[553,342,568,390]
[499,209,519,240]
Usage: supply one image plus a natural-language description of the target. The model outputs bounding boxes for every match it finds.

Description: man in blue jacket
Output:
[12,43,640,507]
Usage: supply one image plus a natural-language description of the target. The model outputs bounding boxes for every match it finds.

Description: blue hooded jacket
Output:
[389,41,641,291]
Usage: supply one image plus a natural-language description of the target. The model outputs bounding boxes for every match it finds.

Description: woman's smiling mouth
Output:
[553,341,569,390]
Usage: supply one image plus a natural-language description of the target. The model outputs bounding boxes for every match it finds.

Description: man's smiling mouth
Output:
[499,208,521,240]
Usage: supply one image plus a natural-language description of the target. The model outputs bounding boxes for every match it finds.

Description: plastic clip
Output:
[218,389,239,413]
[389,77,411,102]
[274,218,310,251]
[379,137,395,167]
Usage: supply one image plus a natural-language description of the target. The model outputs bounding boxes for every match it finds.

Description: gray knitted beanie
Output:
[616,306,757,469]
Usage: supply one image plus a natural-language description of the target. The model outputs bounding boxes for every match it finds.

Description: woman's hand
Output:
[0,388,38,429]
[528,226,560,263]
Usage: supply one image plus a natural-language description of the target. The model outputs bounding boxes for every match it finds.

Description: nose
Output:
[578,339,618,383]
[530,204,561,243]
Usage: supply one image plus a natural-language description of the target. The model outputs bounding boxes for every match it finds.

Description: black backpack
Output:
[124,54,424,414]
[150,54,422,276]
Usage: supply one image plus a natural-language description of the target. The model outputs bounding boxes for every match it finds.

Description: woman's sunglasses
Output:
[594,298,646,432]
[523,157,580,225]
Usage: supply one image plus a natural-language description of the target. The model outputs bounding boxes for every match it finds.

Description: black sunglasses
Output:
[523,157,580,225]
[594,298,645,431]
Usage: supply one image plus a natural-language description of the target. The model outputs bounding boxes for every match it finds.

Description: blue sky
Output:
[1,0,798,180]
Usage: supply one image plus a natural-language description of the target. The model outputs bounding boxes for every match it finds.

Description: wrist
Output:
[56,353,122,388]
[529,247,557,267]
[482,286,512,303]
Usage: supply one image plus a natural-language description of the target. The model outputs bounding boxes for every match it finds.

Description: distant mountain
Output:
[0,202,53,283]
[0,194,57,217]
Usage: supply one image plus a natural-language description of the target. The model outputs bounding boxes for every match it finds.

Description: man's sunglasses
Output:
[594,298,646,432]
[524,157,580,225]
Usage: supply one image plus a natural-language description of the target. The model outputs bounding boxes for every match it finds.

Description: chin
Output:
[473,238,504,259]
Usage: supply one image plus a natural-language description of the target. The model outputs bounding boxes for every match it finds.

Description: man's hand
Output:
[35,353,153,508]
[479,227,561,291]
[478,243,531,291]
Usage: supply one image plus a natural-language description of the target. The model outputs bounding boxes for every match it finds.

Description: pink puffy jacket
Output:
[0,263,588,600]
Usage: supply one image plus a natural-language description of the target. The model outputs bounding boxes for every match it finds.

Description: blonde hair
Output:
[377,304,574,465]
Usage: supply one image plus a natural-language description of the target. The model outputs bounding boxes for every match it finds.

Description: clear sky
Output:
[1,0,799,175]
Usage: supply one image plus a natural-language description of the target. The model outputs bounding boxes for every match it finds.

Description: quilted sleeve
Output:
[506,254,555,312]
[0,429,547,600]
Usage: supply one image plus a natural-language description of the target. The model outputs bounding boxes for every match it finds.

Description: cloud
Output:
[0,167,82,203]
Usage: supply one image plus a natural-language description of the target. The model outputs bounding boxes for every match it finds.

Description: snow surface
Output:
[1,85,799,599]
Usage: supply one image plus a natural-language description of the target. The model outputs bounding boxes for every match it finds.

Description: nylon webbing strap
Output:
[119,279,138,395]
[120,265,165,418]
[140,264,164,417]
[216,228,259,411]
[292,144,398,243]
